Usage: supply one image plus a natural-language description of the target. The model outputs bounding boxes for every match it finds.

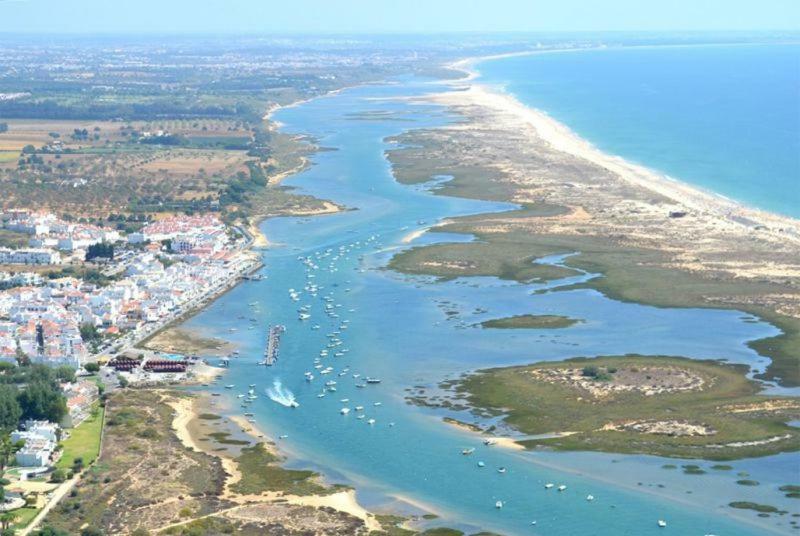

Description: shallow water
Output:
[186,77,797,535]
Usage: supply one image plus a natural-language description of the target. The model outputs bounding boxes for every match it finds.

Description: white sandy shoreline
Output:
[440,52,800,244]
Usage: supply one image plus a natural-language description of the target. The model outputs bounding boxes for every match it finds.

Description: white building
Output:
[0,248,61,265]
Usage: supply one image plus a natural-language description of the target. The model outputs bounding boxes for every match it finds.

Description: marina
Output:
[264,324,286,366]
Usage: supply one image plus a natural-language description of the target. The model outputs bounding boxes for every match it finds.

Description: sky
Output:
[0,0,798,34]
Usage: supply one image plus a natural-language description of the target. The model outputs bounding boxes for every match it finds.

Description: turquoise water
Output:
[475,43,800,218]
[184,78,798,534]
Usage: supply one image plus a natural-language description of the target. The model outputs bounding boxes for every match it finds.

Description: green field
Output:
[57,402,104,470]
[9,506,40,532]
[443,356,800,460]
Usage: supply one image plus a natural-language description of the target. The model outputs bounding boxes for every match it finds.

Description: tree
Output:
[17,381,67,423]
[0,512,17,531]
[49,468,66,483]
[54,366,76,384]
[84,362,100,374]
[0,386,21,432]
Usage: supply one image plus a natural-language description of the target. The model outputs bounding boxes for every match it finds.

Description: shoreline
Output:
[170,392,382,531]
[442,54,800,241]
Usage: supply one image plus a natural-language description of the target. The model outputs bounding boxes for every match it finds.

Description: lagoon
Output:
[185,77,796,535]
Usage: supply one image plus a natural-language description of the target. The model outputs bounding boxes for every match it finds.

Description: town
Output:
[0,208,262,531]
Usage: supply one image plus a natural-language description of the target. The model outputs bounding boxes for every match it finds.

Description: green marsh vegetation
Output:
[438,356,800,460]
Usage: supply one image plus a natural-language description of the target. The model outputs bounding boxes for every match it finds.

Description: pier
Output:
[265,324,286,366]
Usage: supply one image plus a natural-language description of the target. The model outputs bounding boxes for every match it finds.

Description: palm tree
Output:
[0,511,18,531]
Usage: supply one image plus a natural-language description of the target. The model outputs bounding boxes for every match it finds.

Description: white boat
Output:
[495,501,503,509]
[225,385,235,389]
[462,448,475,455]
[544,483,554,489]
[373,402,382,406]
[557,485,567,491]
[657,520,667,528]
[340,407,351,415]
[586,495,594,501]
[497,467,507,474]
[355,406,364,411]
[317,393,326,398]
[357,414,365,420]
[367,418,376,425]
[477,461,485,467]
[279,434,288,439]
[289,401,300,408]
[298,313,310,320]
[305,375,314,382]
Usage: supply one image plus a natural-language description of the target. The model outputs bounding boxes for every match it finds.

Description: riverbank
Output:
[386,53,800,386]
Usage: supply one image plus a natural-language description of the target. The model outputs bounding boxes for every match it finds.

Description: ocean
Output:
[183,75,797,535]
[474,43,800,218]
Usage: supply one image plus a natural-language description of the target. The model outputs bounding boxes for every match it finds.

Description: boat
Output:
[317,393,326,398]
[237,394,245,398]
[244,413,254,417]
[658,520,667,528]
[289,401,300,408]
[544,483,554,489]
[340,408,351,415]
[365,378,381,384]
[462,448,475,455]
[225,385,235,389]
[357,414,365,420]
[557,485,567,491]
[367,418,376,425]
[477,461,485,467]
[495,501,503,509]
[340,398,349,403]
[355,406,364,411]
[586,495,595,501]
[483,439,496,446]
[497,467,507,474]
[298,313,310,321]
[373,402,382,406]
[279,434,288,439]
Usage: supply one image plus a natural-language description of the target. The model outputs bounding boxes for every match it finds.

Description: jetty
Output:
[265,324,286,366]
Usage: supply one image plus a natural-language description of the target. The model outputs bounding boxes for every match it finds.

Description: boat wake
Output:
[267,379,299,408]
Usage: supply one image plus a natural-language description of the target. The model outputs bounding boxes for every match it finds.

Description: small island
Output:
[479,314,581,329]
[425,355,800,460]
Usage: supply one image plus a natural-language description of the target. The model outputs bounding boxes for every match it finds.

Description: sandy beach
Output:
[169,393,381,531]
[401,227,428,243]
[442,417,525,451]
[439,59,800,247]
